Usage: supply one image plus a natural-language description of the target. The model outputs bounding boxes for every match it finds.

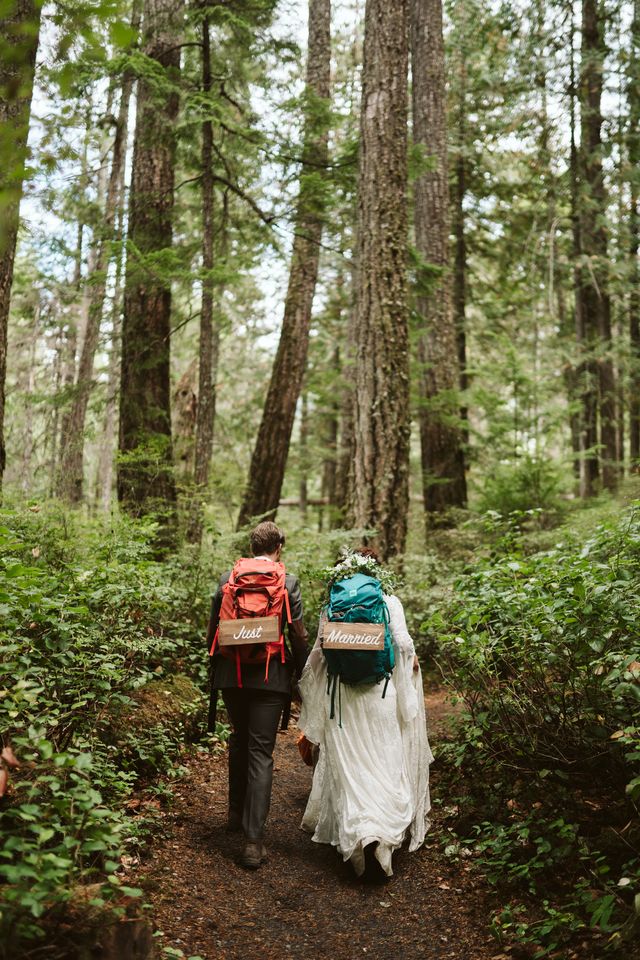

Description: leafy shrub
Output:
[432,503,640,954]
[476,454,567,521]
[438,507,640,780]
[0,742,127,946]
[0,508,212,951]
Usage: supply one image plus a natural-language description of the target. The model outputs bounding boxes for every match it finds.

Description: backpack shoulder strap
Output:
[284,587,292,623]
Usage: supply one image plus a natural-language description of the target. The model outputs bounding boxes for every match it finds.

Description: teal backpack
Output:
[322,573,395,722]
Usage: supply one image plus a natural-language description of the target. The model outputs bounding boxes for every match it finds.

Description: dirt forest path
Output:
[137,688,500,960]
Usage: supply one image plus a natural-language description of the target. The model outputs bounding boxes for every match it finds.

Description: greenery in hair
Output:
[321,548,400,595]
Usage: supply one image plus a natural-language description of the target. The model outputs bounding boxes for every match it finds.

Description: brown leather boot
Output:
[239,842,267,869]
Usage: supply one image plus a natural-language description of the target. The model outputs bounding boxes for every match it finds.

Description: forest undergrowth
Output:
[427,493,640,958]
[1,489,639,958]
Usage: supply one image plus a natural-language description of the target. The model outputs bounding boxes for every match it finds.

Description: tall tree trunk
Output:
[629,0,640,470]
[411,0,466,520]
[558,280,582,477]
[96,197,128,512]
[172,361,197,478]
[47,323,64,496]
[59,112,92,422]
[332,18,360,526]
[187,14,219,543]
[332,262,357,524]
[577,0,616,492]
[319,270,346,526]
[0,0,42,499]
[334,306,356,523]
[57,56,134,502]
[615,311,625,469]
[20,299,39,493]
[539,2,579,480]
[320,342,340,525]
[452,9,469,450]
[614,58,626,476]
[299,389,309,521]
[118,0,180,532]
[347,0,410,560]
[236,0,331,529]
[571,0,596,497]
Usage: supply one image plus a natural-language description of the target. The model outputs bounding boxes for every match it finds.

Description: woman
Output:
[298,550,432,878]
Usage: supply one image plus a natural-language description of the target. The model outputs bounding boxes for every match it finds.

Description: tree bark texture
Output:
[320,343,340,525]
[96,236,125,513]
[577,0,616,492]
[347,0,410,560]
[299,389,309,520]
[172,360,197,478]
[0,0,41,498]
[570,2,596,497]
[411,0,467,518]
[118,0,180,525]
[187,15,220,543]
[236,0,331,529]
[334,306,356,523]
[630,0,640,469]
[452,28,469,448]
[58,76,133,502]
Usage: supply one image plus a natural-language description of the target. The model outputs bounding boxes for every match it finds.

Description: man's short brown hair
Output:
[250,521,285,556]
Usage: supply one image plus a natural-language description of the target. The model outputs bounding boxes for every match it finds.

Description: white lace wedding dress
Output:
[298,595,433,876]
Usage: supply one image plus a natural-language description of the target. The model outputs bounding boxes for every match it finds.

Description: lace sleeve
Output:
[385,594,416,655]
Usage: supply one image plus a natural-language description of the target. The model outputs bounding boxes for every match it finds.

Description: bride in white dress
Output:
[298,555,433,878]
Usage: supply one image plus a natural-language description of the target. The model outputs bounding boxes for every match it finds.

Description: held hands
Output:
[412,655,420,673]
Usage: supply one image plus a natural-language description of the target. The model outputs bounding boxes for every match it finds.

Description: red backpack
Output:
[208,557,292,687]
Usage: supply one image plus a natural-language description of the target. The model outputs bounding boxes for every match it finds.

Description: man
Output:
[207,521,309,869]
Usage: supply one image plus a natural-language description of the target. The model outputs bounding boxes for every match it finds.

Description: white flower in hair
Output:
[323,548,399,595]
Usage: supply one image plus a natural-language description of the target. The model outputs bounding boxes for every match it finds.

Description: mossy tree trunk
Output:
[0,0,42,500]
[118,0,181,532]
[346,0,410,560]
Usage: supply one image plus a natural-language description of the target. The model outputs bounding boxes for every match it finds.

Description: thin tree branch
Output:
[212,174,276,223]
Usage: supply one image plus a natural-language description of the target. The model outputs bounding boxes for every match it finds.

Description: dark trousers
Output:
[221,687,287,841]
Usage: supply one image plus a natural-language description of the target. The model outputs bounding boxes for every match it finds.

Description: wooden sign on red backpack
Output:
[218,615,280,646]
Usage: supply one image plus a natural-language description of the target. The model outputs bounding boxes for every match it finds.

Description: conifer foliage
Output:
[2,0,640,528]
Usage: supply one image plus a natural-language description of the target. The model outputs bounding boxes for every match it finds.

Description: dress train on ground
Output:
[298,595,433,876]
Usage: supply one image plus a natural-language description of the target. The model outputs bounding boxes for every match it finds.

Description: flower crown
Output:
[322,549,399,595]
